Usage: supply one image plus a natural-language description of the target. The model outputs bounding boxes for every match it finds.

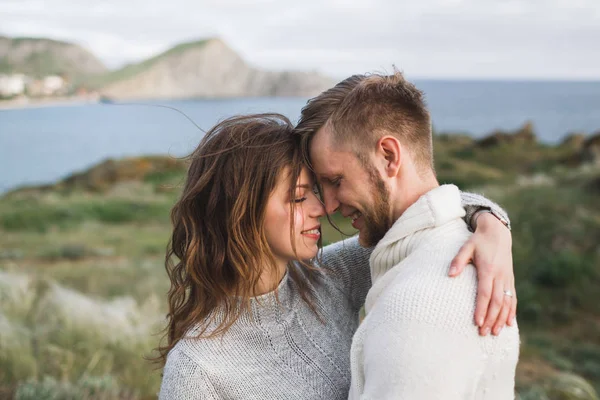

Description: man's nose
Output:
[322,188,340,215]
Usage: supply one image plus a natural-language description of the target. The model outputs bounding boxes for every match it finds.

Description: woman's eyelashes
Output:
[293,190,307,203]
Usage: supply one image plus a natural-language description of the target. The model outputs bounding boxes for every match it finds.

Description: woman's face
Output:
[264,166,325,265]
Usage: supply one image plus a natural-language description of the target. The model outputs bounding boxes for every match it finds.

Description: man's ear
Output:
[377,136,402,178]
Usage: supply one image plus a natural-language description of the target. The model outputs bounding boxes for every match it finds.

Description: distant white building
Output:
[43,75,65,95]
[0,74,26,97]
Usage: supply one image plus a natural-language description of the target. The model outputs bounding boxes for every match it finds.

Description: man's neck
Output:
[390,169,439,223]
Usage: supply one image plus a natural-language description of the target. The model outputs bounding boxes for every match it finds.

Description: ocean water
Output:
[1,80,599,193]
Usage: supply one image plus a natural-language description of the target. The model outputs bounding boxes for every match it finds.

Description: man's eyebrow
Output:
[296,184,312,189]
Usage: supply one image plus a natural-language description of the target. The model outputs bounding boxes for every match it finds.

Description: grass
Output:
[0,270,164,398]
[14,375,134,400]
[0,187,171,398]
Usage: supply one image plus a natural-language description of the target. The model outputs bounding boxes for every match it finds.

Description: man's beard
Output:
[358,165,392,248]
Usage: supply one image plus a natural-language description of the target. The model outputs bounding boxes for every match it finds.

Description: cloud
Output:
[1,0,599,78]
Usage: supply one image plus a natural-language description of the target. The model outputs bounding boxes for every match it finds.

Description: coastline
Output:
[0,95,101,110]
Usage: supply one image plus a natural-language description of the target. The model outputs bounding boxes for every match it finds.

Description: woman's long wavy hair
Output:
[153,113,323,366]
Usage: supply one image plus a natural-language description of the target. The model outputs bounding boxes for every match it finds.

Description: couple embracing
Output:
[157,71,520,399]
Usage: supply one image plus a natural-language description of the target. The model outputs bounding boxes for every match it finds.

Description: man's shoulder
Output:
[425,218,473,246]
[372,251,478,324]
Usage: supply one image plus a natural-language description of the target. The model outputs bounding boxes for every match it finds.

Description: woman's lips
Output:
[301,226,321,240]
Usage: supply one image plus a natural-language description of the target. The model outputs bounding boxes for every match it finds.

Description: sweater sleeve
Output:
[460,191,511,230]
[159,348,220,400]
[320,237,373,311]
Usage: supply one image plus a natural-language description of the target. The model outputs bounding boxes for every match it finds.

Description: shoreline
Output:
[0,96,101,110]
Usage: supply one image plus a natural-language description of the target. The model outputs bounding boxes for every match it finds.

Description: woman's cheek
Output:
[294,206,305,231]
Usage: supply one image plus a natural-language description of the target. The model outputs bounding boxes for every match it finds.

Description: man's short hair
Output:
[296,71,434,172]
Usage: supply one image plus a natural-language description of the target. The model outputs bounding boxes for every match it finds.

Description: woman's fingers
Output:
[507,281,517,326]
[492,288,512,335]
[479,279,504,336]
[449,240,475,277]
[474,272,494,329]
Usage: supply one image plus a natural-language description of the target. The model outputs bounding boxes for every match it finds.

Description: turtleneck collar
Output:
[365,185,465,312]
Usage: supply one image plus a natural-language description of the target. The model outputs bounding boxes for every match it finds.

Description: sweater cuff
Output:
[460,191,511,231]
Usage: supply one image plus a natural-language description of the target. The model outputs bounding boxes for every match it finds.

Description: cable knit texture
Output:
[158,191,511,399]
[349,185,520,400]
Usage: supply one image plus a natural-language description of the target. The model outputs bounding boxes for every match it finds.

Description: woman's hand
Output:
[449,212,516,336]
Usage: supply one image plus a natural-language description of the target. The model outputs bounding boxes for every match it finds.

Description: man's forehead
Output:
[310,125,335,151]
[309,126,353,175]
[310,127,334,160]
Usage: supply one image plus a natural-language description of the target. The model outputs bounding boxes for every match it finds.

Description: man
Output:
[296,72,519,398]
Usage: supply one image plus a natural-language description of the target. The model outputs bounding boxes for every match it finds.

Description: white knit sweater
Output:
[349,185,520,400]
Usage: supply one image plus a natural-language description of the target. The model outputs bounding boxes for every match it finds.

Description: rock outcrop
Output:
[560,133,587,150]
[580,131,600,165]
[4,156,187,196]
[59,156,187,192]
[475,121,537,148]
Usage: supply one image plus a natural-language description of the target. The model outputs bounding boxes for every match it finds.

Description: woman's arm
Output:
[320,237,372,312]
[453,191,515,337]
[461,191,511,231]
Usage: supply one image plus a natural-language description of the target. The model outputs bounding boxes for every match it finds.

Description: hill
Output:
[0,36,108,79]
[96,38,335,99]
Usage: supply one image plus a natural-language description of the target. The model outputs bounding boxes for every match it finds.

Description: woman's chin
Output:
[295,245,319,261]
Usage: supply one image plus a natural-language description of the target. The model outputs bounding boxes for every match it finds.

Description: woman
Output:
[157,114,513,399]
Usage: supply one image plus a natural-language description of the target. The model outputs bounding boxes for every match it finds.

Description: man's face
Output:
[309,125,392,247]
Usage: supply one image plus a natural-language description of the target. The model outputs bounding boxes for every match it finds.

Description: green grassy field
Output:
[1,136,599,399]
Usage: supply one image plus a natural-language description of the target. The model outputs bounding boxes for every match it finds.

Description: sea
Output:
[1,80,599,194]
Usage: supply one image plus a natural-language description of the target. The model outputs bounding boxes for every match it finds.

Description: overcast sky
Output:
[1,0,599,79]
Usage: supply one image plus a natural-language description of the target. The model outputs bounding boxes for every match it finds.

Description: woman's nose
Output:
[309,193,326,218]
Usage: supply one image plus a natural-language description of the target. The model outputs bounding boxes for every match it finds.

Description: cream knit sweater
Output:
[349,185,520,400]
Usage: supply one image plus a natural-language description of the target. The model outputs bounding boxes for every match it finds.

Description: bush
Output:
[504,185,600,325]
[0,199,171,232]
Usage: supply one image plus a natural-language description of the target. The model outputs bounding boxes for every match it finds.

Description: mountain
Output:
[0,36,108,79]
[97,38,335,99]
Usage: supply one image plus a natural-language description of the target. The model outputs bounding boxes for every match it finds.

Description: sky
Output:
[1,0,599,80]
